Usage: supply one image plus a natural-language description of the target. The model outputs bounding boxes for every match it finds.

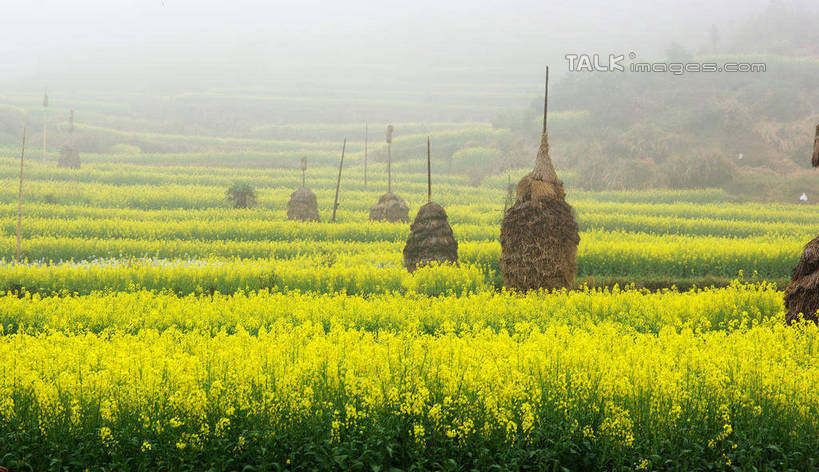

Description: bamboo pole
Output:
[386,125,394,193]
[332,138,346,223]
[543,66,549,133]
[16,128,26,264]
[42,92,48,162]
[427,136,432,203]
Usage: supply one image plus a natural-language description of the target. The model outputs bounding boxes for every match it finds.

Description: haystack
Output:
[403,137,458,272]
[288,156,320,222]
[369,124,409,222]
[287,187,320,222]
[500,133,579,290]
[785,236,819,324]
[403,202,458,272]
[58,146,80,169]
[369,192,409,222]
[499,68,579,291]
[784,125,819,323]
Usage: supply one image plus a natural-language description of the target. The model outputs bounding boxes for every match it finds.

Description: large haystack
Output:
[58,146,80,169]
[785,236,819,324]
[403,202,458,273]
[369,192,409,222]
[500,131,579,291]
[287,187,320,222]
[785,126,819,323]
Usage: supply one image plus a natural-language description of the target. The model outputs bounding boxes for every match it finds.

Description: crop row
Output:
[3,195,819,226]
[0,231,800,295]
[0,282,784,335]
[2,210,816,244]
[0,304,817,470]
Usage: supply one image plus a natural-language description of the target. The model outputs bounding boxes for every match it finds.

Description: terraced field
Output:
[1,129,819,470]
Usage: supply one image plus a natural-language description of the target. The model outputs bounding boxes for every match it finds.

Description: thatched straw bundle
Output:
[785,126,819,323]
[58,146,80,169]
[785,236,819,324]
[403,138,458,272]
[403,202,458,272]
[369,192,409,222]
[500,132,579,291]
[287,187,320,222]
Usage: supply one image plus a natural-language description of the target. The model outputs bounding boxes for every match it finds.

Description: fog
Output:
[3,0,812,96]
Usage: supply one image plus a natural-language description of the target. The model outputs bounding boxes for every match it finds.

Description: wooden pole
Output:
[543,66,549,134]
[386,125,393,194]
[42,91,48,162]
[364,122,368,189]
[427,136,432,203]
[42,110,47,162]
[332,138,346,223]
[16,128,26,264]
[813,123,818,168]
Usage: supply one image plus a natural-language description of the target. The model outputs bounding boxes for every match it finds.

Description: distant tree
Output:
[226,182,257,209]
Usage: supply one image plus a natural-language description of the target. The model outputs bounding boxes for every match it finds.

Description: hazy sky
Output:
[0,0,810,95]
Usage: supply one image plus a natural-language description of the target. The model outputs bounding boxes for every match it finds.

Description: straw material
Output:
[500,132,579,291]
[287,187,320,222]
[369,192,409,222]
[403,202,458,272]
[530,132,560,182]
[785,235,819,324]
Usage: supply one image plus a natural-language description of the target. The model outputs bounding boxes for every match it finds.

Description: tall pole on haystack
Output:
[301,156,307,187]
[543,67,549,133]
[16,129,26,264]
[364,122,368,190]
[813,123,818,168]
[332,138,346,223]
[42,91,48,162]
[426,136,432,203]
[386,124,394,193]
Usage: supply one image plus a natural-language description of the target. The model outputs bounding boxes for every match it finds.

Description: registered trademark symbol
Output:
[629,52,637,60]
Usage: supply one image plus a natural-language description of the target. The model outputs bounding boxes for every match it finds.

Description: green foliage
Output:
[225,182,257,209]
[450,146,501,173]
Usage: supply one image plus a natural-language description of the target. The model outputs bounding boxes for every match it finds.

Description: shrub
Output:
[225,182,257,209]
